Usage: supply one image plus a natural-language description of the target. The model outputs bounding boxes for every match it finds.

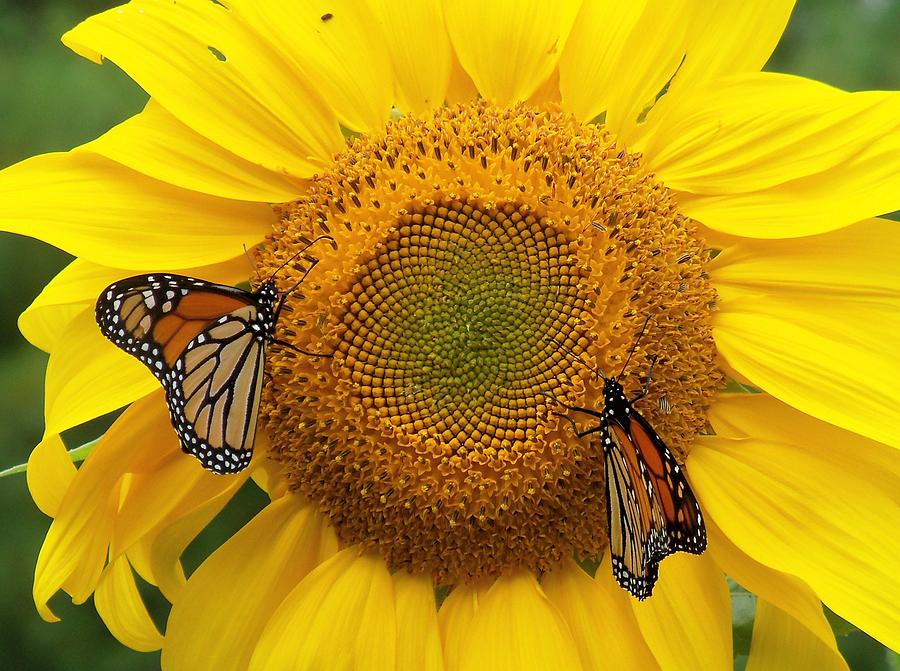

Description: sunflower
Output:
[2,0,899,668]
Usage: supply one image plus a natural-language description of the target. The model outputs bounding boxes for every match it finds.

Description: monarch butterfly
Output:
[549,322,707,600]
[95,238,334,475]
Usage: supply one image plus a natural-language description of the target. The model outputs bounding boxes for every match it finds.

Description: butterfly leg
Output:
[538,390,606,437]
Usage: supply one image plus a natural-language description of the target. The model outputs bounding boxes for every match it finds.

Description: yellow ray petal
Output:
[711,218,900,450]
[33,394,166,621]
[63,0,343,176]
[78,100,301,202]
[708,520,839,653]
[224,1,393,133]
[249,548,396,671]
[438,582,481,671]
[527,67,561,106]
[558,1,647,122]
[27,434,76,517]
[0,152,272,268]
[110,443,251,562]
[640,74,900,194]
[370,0,451,115]
[676,130,900,238]
[707,394,900,501]
[631,553,732,671]
[746,599,849,671]
[445,52,478,105]
[44,309,157,437]
[163,496,327,671]
[444,0,582,105]
[394,572,444,671]
[543,558,660,670]
[142,478,245,602]
[457,570,582,671]
[651,1,795,110]
[95,554,164,653]
[560,1,795,137]
[568,1,690,140]
[18,260,124,353]
[688,430,900,651]
[19,255,252,353]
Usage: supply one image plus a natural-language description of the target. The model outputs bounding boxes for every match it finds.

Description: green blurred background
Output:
[0,0,898,668]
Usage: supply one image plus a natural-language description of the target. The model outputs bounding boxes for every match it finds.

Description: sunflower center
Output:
[342,200,586,452]
[256,102,722,583]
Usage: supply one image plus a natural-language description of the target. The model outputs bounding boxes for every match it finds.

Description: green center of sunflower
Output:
[255,101,723,583]
[341,201,586,452]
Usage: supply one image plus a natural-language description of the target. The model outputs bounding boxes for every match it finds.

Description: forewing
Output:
[95,274,255,377]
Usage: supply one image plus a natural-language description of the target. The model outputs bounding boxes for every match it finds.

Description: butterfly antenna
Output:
[267,235,336,284]
[274,257,322,320]
[617,315,653,379]
[545,336,607,381]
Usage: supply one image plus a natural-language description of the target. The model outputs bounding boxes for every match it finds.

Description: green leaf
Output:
[824,607,859,638]
[0,437,100,478]
[729,579,757,662]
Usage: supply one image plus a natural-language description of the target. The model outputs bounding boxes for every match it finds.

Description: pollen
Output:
[255,101,723,583]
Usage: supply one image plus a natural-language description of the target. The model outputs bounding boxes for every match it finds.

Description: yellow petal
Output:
[63,0,342,176]
[707,394,900,502]
[0,152,272,268]
[369,0,452,115]
[711,218,900,450]
[654,1,795,107]
[527,67,561,106]
[43,309,157,437]
[438,582,481,671]
[110,439,250,562]
[746,599,849,671]
[19,255,253,353]
[708,520,839,654]
[225,1,393,133]
[78,100,301,202]
[676,130,900,237]
[142,481,243,602]
[394,572,444,671]
[543,558,659,670]
[18,260,124,353]
[631,553,732,671]
[640,74,900,194]
[444,0,582,105]
[95,554,164,652]
[33,394,164,621]
[688,430,900,651]
[458,570,582,671]
[445,52,478,105]
[27,433,76,517]
[163,496,327,671]
[560,1,795,138]
[558,1,648,122]
[571,1,690,140]
[249,548,396,671]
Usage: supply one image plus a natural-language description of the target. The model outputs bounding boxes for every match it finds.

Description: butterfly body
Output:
[96,273,282,474]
